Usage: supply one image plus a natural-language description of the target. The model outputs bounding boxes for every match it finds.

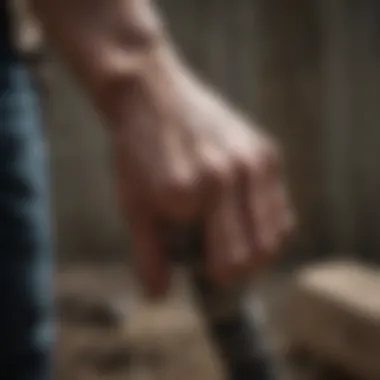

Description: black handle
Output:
[166,225,278,380]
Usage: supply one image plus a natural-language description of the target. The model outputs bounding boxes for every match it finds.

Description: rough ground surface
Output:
[55,264,359,380]
[55,265,224,380]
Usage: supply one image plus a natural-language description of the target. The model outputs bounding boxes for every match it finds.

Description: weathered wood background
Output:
[12,0,380,264]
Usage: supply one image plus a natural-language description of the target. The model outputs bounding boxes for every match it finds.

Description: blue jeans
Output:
[0,20,53,380]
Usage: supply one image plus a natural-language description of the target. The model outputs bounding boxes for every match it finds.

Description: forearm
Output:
[30,0,183,125]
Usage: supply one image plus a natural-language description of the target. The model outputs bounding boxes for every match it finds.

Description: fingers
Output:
[248,149,295,267]
[118,175,172,298]
[205,174,250,286]
[204,143,295,287]
[113,149,172,299]
[127,209,172,298]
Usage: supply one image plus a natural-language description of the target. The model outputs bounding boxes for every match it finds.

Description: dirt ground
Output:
[54,265,354,380]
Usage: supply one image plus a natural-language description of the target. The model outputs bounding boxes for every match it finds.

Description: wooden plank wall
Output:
[12,0,380,263]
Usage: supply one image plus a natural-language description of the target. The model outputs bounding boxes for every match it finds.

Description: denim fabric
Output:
[0,7,53,378]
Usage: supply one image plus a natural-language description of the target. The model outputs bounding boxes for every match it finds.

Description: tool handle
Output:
[168,226,278,380]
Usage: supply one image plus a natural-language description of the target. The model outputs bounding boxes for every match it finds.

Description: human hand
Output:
[109,47,295,298]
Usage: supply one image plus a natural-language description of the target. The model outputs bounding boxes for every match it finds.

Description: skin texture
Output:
[30,0,295,298]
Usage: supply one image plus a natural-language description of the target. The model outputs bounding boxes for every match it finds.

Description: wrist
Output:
[94,38,188,131]
[32,0,178,129]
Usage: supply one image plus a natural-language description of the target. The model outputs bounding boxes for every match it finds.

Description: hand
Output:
[31,0,294,296]
[109,48,295,298]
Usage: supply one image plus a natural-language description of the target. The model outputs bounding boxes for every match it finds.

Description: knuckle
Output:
[202,155,235,188]
[161,171,197,205]
[210,164,235,189]
[252,140,282,176]
[233,153,254,177]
